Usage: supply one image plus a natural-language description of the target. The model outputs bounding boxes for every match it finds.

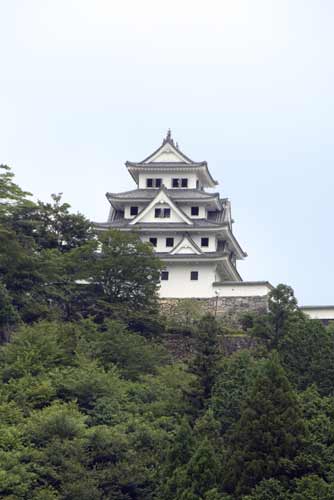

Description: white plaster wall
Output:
[181,205,207,218]
[300,307,334,320]
[141,233,182,252]
[139,204,187,223]
[159,262,217,298]
[213,283,272,297]
[124,204,145,219]
[138,172,198,189]
[192,234,217,252]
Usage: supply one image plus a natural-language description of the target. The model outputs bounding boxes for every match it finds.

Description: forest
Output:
[0,164,334,499]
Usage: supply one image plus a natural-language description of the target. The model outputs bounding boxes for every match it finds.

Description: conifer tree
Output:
[224,353,305,497]
[187,315,221,415]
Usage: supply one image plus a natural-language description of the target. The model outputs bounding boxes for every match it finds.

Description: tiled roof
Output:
[95,219,227,229]
[107,189,221,201]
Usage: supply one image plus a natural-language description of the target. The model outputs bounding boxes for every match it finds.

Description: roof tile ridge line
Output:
[169,232,203,255]
[125,160,207,167]
[225,226,247,258]
[185,232,203,254]
[129,185,194,226]
[137,137,196,164]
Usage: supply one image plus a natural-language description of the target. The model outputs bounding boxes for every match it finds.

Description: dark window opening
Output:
[161,271,169,281]
[191,271,199,281]
[166,237,174,247]
[155,178,162,188]
[155,207,171,218]
[201,237,209,247]
[196,180,200,189]
[172,178,179,188]
[191,206,199,216]
[181,178,188,187]
[130,206,138,216]
[147,178,153,187]
[149,237,157,247]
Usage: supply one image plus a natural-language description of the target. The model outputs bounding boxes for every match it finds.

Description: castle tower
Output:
[96,131,247,298]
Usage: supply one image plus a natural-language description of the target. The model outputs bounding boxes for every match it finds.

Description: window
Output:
[149,237,157,247]
[147,178,162,188]
[161,271,169,281]
[172,178,188,188]
[201,237,209,247]
[166,237,174,247]
[155,207,171,218]
[191,206,199,216]
[191,271,199,281]
[130,206,138,216]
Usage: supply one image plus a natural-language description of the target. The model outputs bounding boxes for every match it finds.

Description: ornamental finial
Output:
[162,129,174,146]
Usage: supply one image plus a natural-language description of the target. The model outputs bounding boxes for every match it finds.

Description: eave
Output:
[126,163,218,188]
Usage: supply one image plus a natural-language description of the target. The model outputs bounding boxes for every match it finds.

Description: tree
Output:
[83,229,163,317]
[9,193,94,253]
[211,351,257,435]
[250,284,300,350]
[0,282,20,342]
[0,164,31,220]
[278,316,334,395]
[187,315,221,415]
[224,354,305,497]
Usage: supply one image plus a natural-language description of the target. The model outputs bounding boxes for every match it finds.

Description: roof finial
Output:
[163,128,174,146]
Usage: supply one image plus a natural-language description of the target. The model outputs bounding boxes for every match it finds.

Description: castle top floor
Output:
[126,130,218,190]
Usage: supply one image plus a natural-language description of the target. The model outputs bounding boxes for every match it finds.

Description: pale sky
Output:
[1,0,334,305]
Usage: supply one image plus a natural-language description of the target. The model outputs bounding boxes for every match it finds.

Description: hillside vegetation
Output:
[0,165,334,499]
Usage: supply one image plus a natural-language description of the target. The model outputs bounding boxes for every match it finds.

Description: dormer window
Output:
[172,178,188,188]
[191,206,199,216]
[147,178,162,188]
[130,206,138,216]
[155,208,171,218]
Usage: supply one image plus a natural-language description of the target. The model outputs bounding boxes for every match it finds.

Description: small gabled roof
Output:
[129,185,194,226]
[170,234,203,255]
[125,130,218,187]
[140,129,196,164]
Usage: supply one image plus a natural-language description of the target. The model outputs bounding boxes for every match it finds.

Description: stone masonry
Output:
[160,295,269,328]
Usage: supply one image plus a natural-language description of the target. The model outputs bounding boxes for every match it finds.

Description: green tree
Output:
[251,284,300,349]
[0,164,31,220]
[211,351,256,435]
[187,315,221,415]
[0,282,20,342]
[224,354,305,497]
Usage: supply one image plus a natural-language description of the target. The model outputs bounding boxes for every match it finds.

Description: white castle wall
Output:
[138,172,198,189]
[159,262,217,298]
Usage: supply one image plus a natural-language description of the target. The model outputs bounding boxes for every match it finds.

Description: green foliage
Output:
[211,351,257,434]
[187,315,221,415]
[224,354,306,497]
[1,168,334,499]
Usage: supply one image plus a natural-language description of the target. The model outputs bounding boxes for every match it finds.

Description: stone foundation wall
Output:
[162,333,258,361]
[160,295,268,328]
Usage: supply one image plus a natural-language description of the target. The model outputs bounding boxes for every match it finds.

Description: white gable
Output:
[171,235,202,255]
[143,143,191,164]
[129,189,193,226]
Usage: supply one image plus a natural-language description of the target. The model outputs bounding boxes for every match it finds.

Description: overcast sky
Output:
[1,0,333,305]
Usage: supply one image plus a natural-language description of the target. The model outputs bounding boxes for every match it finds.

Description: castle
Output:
[96,131,334,323]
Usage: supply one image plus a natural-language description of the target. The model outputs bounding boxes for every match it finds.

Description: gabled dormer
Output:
[126,130,218,189]
[129,186,193,225]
